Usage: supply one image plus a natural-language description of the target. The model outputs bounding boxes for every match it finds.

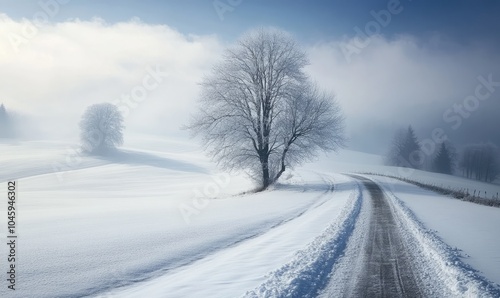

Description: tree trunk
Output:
[260,154,270,189]
[274,146,289,183]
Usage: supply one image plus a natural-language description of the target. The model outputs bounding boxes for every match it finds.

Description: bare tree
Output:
[189,28,345,189]
[80,103,124,154]
[459,143,499,182]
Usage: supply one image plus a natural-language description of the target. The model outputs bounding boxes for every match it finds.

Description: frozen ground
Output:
[311,149,500,200]
[372,175,500,286]
[320,175,500,297]
[0,136,499,297]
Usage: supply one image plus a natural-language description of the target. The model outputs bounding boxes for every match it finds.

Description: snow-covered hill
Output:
[1,136,499,297]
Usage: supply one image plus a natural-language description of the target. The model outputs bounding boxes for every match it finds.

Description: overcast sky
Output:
[0,0,499,154]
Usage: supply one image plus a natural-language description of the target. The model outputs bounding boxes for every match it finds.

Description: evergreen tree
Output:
[386,125,422,169]
[0,103,10,138]
[432,143,453,174]
[0,104,6,120]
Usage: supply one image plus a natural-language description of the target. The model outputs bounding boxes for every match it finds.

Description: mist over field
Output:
[1,2,499,153]
[1,1,500,297]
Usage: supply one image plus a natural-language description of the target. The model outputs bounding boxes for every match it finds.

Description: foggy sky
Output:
[0,1,499,154]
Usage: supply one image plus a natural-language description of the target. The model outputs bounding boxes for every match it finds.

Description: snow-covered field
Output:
[372,175,500,286]
[311,149,500,200]
[1,136,499,297]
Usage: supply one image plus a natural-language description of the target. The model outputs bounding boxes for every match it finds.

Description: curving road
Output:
[324,175,423,297]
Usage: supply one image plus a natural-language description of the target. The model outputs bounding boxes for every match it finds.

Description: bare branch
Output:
[188,28,345,188]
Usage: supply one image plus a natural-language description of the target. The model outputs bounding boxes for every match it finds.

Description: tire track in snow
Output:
[92,172,343,297]
[244,175,362,298]
[339,175,423,297]
[323,175,500,298]
[374,175,500,297]
[167,172,339,271]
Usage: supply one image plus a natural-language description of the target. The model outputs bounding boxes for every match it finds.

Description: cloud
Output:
[1,14,498,154]
[0,14,223,140]
[305,34,500,153]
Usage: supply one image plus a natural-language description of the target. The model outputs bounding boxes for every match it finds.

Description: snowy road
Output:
[98,172,360,298]
[334,175,422,297]
[2,140,500,297]
[322,175,500,298]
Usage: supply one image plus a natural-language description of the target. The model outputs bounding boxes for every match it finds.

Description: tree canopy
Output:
[80,103,124,154]
[189,28,345,188]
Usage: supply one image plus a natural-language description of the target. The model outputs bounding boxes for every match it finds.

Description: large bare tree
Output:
[189,28,345,189]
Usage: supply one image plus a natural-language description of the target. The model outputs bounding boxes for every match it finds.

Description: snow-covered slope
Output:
[101,173,359,298]
[0,138,358,297]
[311,149,500,199]
[1,138,499,297]
[372,175,500,287]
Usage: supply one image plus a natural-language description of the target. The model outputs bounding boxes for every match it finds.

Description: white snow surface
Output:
[320,174,500,298]
[1,139,499,297]
[0,138,358,297]
[101,174,358,298]
[312,149,500,200]
[372,175,500,288]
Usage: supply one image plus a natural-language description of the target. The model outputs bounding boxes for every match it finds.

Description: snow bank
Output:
[96,172,357,297]
[244,179,362,298]
[374,176,500,297]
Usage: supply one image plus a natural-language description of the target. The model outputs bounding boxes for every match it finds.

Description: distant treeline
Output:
[385,125,499,183]
[0,103,15,139]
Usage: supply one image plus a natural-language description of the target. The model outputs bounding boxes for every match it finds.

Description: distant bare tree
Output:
[189,28,345,189]
[80,103,124,154]
[459,143,499,182]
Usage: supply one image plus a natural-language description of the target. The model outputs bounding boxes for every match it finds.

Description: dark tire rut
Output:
[348,175,422,298]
